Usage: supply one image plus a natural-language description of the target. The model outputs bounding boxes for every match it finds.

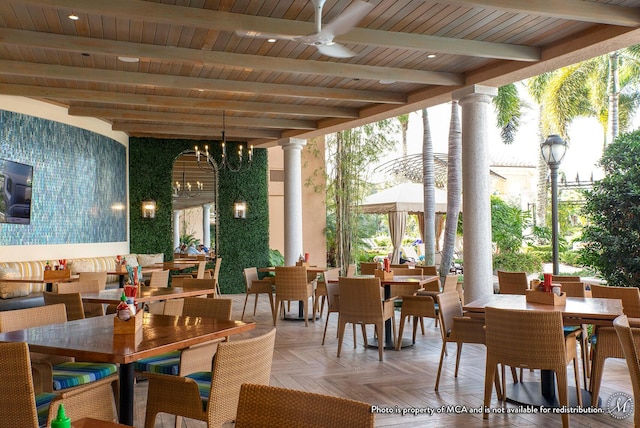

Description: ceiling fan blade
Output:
[318,0,374,39]
[316,42,357,58]
[235,29,297,42]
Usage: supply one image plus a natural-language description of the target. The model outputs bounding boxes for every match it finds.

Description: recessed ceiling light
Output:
[267,38,277,43]
[68,13,79,20]
[379,79,396,84]
[118,56,140,63]
[427,53,436,59]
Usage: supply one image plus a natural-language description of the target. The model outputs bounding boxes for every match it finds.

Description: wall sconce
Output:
[233,200,247,219]
[142,200,156,218]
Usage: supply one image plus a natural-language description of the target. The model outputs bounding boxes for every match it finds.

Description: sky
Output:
[376,87,622,186]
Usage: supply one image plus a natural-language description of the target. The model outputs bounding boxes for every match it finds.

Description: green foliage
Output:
[269,249,285,267]
[493,250,542,274]
[180,233,200,247]
[491,195,530,252]
[580,130,640,287]
[129,138,269,293]
[494,84,523,144]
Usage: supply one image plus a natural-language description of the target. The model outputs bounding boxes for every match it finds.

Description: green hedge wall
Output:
[129,138,269,293]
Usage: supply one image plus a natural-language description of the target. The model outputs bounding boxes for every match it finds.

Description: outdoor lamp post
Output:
[540,134,568,275]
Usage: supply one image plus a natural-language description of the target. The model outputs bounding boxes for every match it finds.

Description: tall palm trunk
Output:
[422,109,435,265]
[440,101,462,279]
[607,51,620,146]
[536,103,549,228]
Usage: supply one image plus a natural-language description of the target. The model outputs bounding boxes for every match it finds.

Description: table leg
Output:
[119,362,134,425]
[46,282,53,292]
[119,275,125,288]
[367,283,411,349]
[505,369,595,408]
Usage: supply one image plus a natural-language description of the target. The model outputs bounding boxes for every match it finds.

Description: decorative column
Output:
[202,204,212,249]
[173,210,181,251]
[452,85,498,304]
[280,138,307,265]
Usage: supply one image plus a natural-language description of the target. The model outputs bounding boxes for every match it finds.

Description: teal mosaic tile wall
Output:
[0,110,126,245]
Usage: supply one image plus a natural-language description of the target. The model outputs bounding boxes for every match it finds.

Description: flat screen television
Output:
[0,158,33,224]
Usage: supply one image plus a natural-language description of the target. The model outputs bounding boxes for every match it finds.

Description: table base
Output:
[366,337,413,350]
[506,382,597,408]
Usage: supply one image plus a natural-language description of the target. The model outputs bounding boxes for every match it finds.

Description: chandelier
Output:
[193,111,254,173]
[173,161,204,198]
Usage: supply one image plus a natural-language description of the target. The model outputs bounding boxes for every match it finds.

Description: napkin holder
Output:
[113,310,144,335]
[296,261,310,267]
[115,264,128,273]
[374,269,394,281]
[43,269,71,281]
[525,289,566,305]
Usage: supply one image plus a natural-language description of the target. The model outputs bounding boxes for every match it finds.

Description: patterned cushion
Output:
[0,266,30,299]
[52,362,117,390]
[36,392,57,427]
[134,351,181,375]
[185,371,212,408]
[137,253,164,267]
[563,325,581,336]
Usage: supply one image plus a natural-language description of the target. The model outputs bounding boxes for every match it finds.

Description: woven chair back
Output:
[497,270,529,295]
[325,280,340,312]
[346,264,356,277]
[557,281,586,298]
[196,261,207,279]
[552,275,581,282]
[0,342,40,426]
[77,271,108,290]
[182,278,217,297]
[274,266,311,301]
[234,383,374,428]
[182,297,232,319]
[359,262,378,275]
[207,328,277,427]
[56,279,100,294]
[171,274,193,287]
[436,290,463,338]
[43,291,85,321]
[148,269,170,288]
[591,284,640,318]
[613,315,640,427]
[338,277,383,324]
[0,303,67,332]
[485,307,566,369]
[442,274,458,293]
[243,267,259,292]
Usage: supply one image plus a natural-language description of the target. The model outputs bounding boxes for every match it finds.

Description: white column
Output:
[173,210,181,251]
[202,204,212,249]
[280,138,307,266]
[452,85,498,304]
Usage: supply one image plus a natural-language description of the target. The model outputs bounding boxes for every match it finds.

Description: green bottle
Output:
[50,403,71,428]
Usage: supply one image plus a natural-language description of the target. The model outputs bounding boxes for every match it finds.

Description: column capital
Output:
[279,137,307,151]
[452,85,497,103]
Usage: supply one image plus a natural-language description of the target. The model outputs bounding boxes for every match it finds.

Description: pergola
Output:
[3,0,640,302]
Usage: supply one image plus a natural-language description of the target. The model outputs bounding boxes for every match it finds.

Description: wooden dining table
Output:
[80,285,216,305]
[0,274,79,292]
[329,275,439,349]
[463,294,623,408]
[0,313,254,425]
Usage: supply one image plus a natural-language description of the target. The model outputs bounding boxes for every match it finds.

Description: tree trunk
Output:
[422,109,436,265]
[440,101,462,280]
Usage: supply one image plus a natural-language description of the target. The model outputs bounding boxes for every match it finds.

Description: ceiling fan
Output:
[237,0,374,58]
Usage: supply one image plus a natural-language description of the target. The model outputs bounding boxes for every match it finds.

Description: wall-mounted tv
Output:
[0,158,33,224]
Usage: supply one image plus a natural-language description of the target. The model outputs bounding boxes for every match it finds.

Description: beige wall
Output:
[268,137,327,267]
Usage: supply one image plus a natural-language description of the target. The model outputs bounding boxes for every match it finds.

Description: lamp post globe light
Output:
[540,134,568,275]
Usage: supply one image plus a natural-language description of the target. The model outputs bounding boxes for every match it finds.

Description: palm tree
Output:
[439,101,462,280]
[422,109,436,265]
[398,114,410,159]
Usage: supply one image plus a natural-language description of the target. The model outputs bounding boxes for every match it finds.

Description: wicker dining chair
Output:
[613,315,640,428]
[320,270,365,346]
[483,307,581,428]
[144,328,277,428]
[0,342,117,428]
[589,284,640,406]
[234,383,375,428]
[434,291,497,392]
[314,267,339,320]
[43,291,86,321]
[497,270,529,295]
[51,279,104,318]
[77,271,108,290]
[337,276,396,361]
[211,257,223,296]
[552,275,581,282]
[273,266,315,327]
[148,269,170,288]
[396,294,437,350]
[0,304,119,399]
[346,264,356,277]
[359,262,378,275]
[170,274,193,287]
[241,267,274,321]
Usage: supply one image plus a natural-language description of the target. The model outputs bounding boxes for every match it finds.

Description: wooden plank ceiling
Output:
[2,0,640,148]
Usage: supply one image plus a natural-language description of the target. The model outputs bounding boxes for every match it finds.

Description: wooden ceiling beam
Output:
[0,60,404,105]
[67,107,317,130]
[0,83,359,118]
[19,0,540,61]
[0,28,462,85]
[444,0,640,27]
[113,121,281,139]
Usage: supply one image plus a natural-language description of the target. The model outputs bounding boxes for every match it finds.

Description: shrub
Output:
[493,250,542,274]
